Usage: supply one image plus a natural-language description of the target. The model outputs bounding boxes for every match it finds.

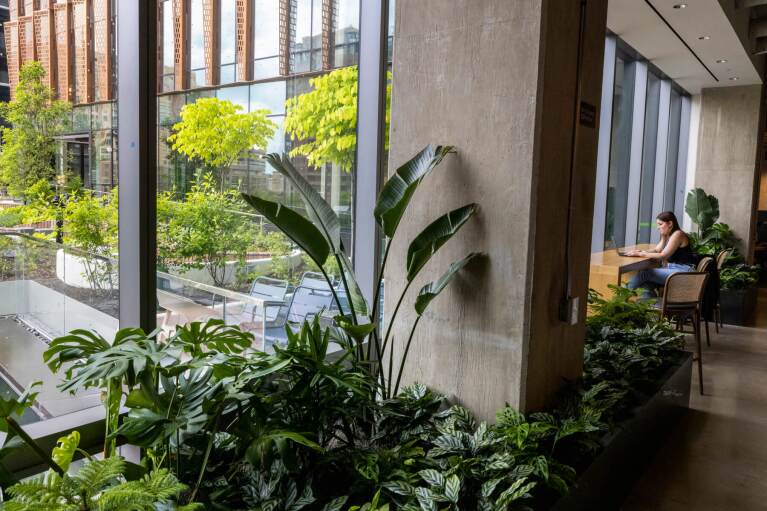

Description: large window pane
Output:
[637,72,660,243]
[219,0,237,84]
[190,0,206,87]
[604,56,636,248]
[161,0,175,91]
[254,0,280,79]
[664,89,683,211]
[335,0,360,67]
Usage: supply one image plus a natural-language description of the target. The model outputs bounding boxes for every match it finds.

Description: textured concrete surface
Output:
[623,290,767,510]
[385,0,607,419]
[695,85,763,257]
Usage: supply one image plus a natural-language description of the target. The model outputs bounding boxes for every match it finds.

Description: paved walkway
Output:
[623,287,767,510]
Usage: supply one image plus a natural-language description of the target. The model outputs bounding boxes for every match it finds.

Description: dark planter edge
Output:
[720,285,758,326]
[550,351,693,511]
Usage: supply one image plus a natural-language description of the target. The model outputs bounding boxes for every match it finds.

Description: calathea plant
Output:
[242,146,481,398]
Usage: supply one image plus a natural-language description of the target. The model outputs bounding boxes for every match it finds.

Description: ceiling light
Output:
[698,36,711,40]
[716,59,728,63]
[729,76,740,81]
[673,3,688,8]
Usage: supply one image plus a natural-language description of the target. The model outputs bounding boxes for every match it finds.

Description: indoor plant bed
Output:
[551,351,692,511]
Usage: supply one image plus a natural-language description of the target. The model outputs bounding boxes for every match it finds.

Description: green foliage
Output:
[284,66,391,172]
[4,431,192,511]
[244,147,479,399]
[0,61,71,198]
[587,285,671,333]
[685,187,719,236]
[0,206,26,228]
[689,221,742,259]
[720,264,760,291]
[158,172,254,286]
[168,97,276,176]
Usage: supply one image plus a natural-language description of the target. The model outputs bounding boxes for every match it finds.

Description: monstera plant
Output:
[242,146,480,398]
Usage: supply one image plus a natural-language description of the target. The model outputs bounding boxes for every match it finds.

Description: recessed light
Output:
[673,3,688,8]
[698,36,711,40]
[729,76,740,81]
[716,59,728,63]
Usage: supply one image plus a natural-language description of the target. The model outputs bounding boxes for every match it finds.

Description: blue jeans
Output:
[628,263,695,299]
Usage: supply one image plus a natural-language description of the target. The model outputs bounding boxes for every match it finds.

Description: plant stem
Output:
[368,239,392,362]
[393,315,422,396]
[317,265,344,320]
[189,417,218,503]
[6,417,65,477]
[334,254,358,325]
[381,280,412,361]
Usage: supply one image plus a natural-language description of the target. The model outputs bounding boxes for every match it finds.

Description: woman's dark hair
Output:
[656,211,681,233]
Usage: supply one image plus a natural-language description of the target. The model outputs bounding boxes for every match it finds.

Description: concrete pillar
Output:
[385,0,607,420]
[695,85,764,259]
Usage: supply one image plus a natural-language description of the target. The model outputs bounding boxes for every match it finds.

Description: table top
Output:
[590,244,657,271]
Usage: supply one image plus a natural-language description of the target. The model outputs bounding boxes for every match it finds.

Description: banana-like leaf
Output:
[335,315,376,343]
[415,253,481,315]
[374,145,454,238]
[406,204,478,282]
[684,188,719,232]
[242,193,330,266]
[264,153,341,252]
[337,246,369,316]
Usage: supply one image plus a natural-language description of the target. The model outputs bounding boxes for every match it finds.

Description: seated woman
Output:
[626,211,697,299]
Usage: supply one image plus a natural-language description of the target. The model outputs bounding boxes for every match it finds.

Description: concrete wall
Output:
[695,85,763,256]
[385,0,607,419]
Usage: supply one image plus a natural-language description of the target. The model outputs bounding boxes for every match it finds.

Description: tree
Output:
[168,97,276,187]
[0,61,71,198]
[61,188,119,291]
[284,66,391,172]
[158,172,254,287]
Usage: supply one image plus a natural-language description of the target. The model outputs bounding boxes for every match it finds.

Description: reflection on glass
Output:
[604,57,635,248]
[219,0,237,84]
[637,72,660,243]
[254,0,279,79]
[190,0,206,87]
[161,0,175,91]
[218,84,249,111]
[664,89,683,211]
[335,0,359,67]
[250,81,286,115]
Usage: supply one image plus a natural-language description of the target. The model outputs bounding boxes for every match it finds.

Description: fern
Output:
[96,469,187,511]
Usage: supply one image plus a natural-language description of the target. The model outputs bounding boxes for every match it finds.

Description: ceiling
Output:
[607,0,763,94]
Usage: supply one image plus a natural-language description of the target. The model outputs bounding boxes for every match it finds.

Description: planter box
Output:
[551,352,692,511]
[720,285,758,326]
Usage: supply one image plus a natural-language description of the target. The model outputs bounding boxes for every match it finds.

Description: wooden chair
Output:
[659,271,709,395]
[714,249,733,332]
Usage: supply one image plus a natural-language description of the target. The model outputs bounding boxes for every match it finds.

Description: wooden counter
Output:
[589,244,658,299]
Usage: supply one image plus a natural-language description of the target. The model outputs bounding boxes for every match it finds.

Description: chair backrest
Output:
[662,272,709,309]
[285,285,334,324]
[250,276,289,301]
[299,271,332,290]
[716,249,733,270]
[696,256,714,273]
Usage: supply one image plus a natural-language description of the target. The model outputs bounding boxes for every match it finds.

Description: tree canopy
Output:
[284,66,391,172]
[168,97,277,174]
[0,61,71,198]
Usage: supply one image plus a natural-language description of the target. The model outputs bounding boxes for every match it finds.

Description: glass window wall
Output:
[189,0,206,87]
[604,56,635,248]
[219,0,237,84]
[637,72,661,243]
[664,89,683,211]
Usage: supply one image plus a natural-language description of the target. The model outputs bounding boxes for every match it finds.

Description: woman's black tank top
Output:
[667,241,696,267]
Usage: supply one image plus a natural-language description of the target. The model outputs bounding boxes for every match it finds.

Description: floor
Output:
[0,317,99,419]
[622,287,767,510]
